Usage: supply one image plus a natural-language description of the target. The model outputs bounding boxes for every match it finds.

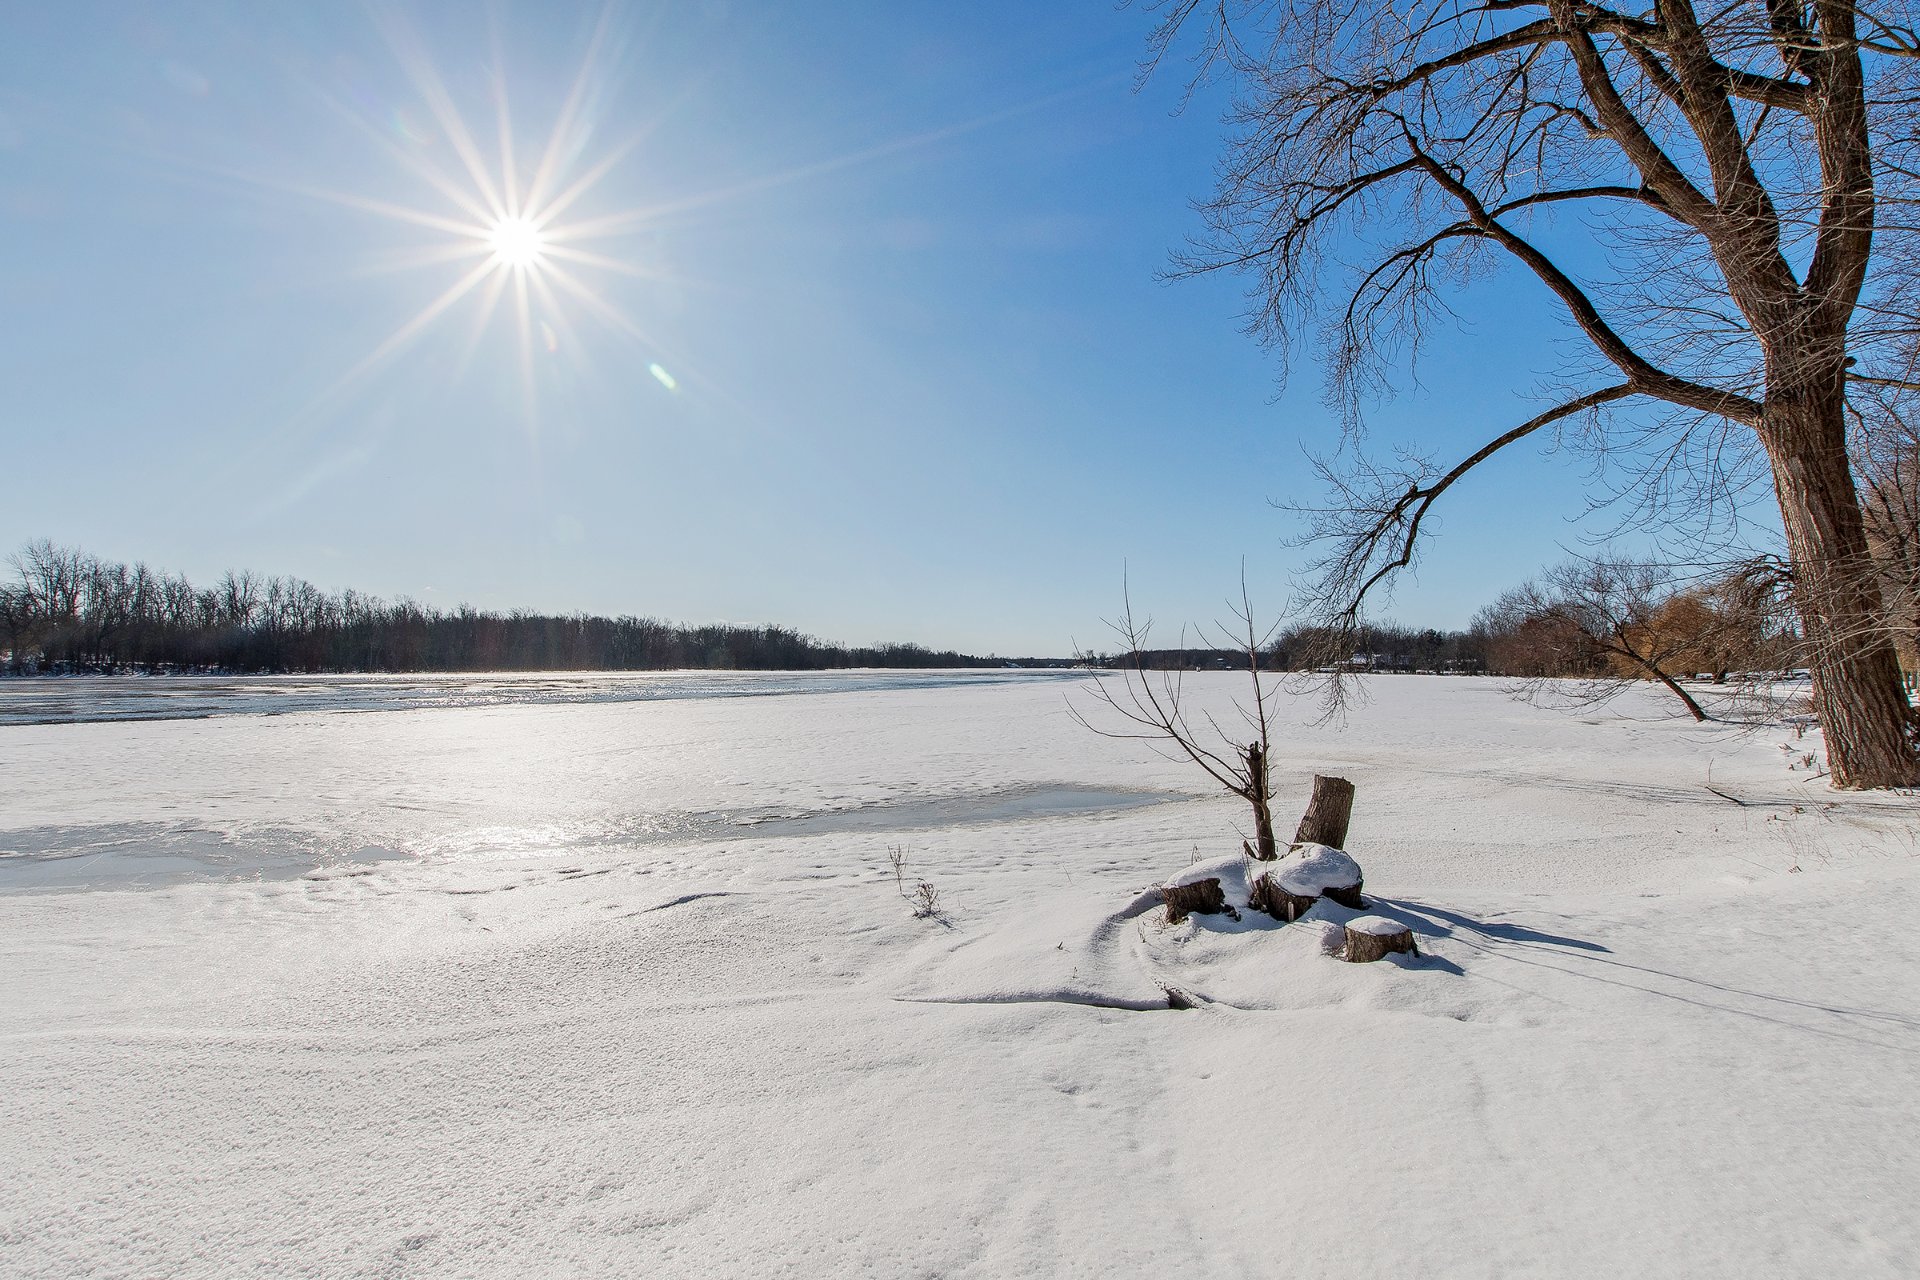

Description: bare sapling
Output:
[1071,570,1283,858]
[885,845,943,920]
[886,844,908,894]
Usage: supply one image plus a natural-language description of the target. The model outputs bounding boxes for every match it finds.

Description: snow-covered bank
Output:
[3,675,1916,1277]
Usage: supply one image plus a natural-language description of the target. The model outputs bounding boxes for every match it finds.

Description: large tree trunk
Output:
[1763,386,1920,788]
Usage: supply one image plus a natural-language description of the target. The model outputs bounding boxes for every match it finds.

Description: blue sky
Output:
[0,1,1701,655]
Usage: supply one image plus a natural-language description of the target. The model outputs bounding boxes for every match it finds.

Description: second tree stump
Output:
[1246,874,1319,922]
[1162,876,1241,925]
[1249,843,1365,920]
[1342,915,1417,962]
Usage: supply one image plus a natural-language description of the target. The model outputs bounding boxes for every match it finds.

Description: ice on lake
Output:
[0,667,1085,727]
[0,669,1171,890]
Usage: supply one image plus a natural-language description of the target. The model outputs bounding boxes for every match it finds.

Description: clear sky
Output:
[0,1,1704,656]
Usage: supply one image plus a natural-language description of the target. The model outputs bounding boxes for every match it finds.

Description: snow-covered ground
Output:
[3,673,1916,1277]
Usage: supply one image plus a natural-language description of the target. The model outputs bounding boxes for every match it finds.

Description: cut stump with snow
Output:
[1343,915,1417,963]
[1162,877,1239,925]
[1251,843,1365,920]
[1320,882,1367,911]
[1247,875,1319,922]
[1293,774,1355,850]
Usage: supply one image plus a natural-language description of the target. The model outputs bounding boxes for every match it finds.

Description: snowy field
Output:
[3,671,1918,1277]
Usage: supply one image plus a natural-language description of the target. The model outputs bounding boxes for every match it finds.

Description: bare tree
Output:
[0,538,1030,675]
[1475,586,1607,679]
[217,569,261,629]
[0,584,31,673]
[1071,575,1284,857]
[1543,557,1720,718]
[11,539,85,627]
[1149,0,1920,786]
[1476,553,1800,715]
[1851,386,1920,665]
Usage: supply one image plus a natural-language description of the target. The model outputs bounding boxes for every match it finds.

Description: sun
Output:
[287,9,715,419]
[284,6,1078,432]
[486,215,547,270]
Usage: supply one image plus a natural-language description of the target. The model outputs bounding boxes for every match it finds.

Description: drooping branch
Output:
[1402,134,1766,423]
[1318,383,1639,618]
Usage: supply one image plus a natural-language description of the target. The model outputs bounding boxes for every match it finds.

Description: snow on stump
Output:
[1292,774,1355,850]
[1249,842,1365,921]
[1246,874,1317,922]
[1342,915,1417,963]
[1161,863,1242,925]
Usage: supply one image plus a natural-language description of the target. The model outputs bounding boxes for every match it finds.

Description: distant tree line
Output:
[2,538,1863,698]
[1087,558,1815,717]
[0,540,1030,675]
[1093,623,1491,675]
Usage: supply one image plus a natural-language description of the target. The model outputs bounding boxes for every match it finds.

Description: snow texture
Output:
[1275,841,1362,894]
[1345,913,1408,936]
[1164,852,1252,892]
[3,672,1919,1278]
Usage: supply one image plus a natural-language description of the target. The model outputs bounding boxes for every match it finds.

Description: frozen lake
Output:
[0,667,1085,727]
[0,668,1168,890]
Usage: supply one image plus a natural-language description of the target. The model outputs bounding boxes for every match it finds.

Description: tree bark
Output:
[1292,774,1355,848]
[1246,741,1277,859]
[1763,385,1920,788]
[1321,881,1367,911]
[1247,873,1318,922]
[1343,918,1417,963]
[1247,863,1364,919]
[1162,877,1237,925]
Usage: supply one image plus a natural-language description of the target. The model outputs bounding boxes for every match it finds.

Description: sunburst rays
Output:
[258,8,1123,446]
[302,5,680,431]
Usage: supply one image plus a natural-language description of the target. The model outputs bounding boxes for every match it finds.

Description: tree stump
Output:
[1342,915,1417,963]
[1247,873,1320,922]
[1293,774,1355,849]
[1162,877,1239,925]
[1249,843,1366,921]
[1321,882,1367,911]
